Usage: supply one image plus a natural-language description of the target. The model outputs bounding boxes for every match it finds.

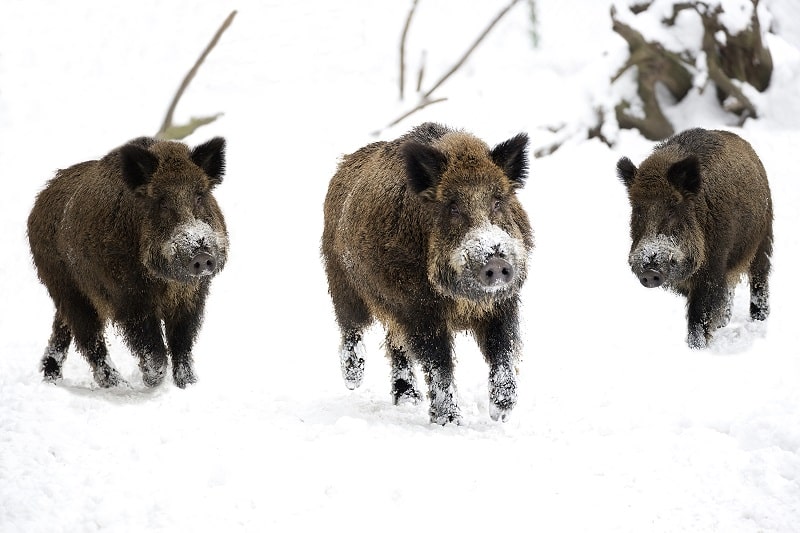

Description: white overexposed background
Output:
[1,1,799,531]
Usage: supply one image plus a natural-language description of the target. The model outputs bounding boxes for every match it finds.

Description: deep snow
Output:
[1,1,800,532]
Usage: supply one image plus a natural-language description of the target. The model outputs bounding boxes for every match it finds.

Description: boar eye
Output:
[666,202,679,218]
[449,201,460,217]
[491,198,502,212]
[195,192,205,208]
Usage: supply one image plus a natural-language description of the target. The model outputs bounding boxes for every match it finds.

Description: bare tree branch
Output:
[399,0,419,100]
[159,114,224,142]
[377,0,522,135]
[416,50,427,92]
[373,97,448,136]
[157,10,237,139]
[422,0,522,100]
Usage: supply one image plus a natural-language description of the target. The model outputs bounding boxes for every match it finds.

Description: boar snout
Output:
[629,234,687,289]
[156,219,228,282]
[639,269,664,288]
[191,252,216,276]
[480,256,514,287]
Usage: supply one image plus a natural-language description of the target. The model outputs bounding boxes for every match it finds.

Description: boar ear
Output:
[490,133,529,187]
[667,156,701,195]
[616,157,637,188]
[120,144,159,191]
[191,137,226,184]
[401,141,448,198]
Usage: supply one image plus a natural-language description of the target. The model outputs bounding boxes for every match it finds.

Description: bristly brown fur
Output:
[28,137,229,388]
[322,122,534,424]
[618,128,773,348]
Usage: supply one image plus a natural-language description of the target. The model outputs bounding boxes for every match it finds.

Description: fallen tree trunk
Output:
[611,7,693,140]
[610,0,772,140]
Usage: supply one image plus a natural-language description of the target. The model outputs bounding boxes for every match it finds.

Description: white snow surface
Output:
[2,1,800,532]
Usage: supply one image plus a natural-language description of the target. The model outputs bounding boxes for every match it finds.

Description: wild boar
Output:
[617,128,773,348]
[322,122,534,424]
[27,136,228,388]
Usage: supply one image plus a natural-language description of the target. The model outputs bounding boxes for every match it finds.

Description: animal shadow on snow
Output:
[57,381,170,404]
[302,380,519,433]
[51,359,173,404]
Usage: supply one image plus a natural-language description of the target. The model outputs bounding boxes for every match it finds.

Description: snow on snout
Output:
[450,221,523,273]
[629,233,682,269]
[163,219,225,260]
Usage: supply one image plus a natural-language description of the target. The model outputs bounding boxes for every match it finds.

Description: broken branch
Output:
[157,10,237,139]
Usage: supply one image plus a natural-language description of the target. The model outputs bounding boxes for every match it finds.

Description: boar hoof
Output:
[392,378,422,405]
[750,293,769,321]
[489,401,516,422]
[430,406,462,426]
[428,370,461,425]
[140,355,168,387]
[751,307,768,322]
[41,356,64,382]
[480,257,514,287]
[142,370,166,388]
[173,362,198,389]
[640,270,664,288]
[93,363,127,388]
[340,340,366,390]
[489,365,517,422]
[341,358,364,390]
[687,325,709,349]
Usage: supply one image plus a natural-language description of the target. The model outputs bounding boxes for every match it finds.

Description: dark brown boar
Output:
[27,137,229,388]
[617,128,773,348]
[322,122,533,424]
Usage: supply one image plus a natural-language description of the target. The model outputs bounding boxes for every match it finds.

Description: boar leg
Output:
[749,236,772,322]
[40,312,72,382]
[686,272,728,349]
[339,329,367,390]
[61,293,125,387]
[386,335,422,405]
[714,286,735,330]
[412,325,460,425]
[474,304,520,422]
[326,263,371,390]
[165,301,206,388]
[119,316,168,387]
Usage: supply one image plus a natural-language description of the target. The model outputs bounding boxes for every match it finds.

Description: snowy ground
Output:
[1,1,800,531]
